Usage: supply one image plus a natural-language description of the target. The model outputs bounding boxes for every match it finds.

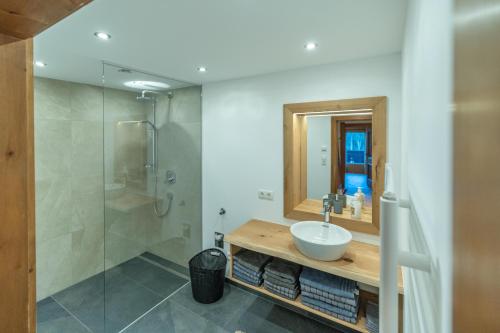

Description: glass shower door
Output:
[102,63,201,332]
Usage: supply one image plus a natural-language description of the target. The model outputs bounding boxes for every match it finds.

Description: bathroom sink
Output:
[290,221,352,261]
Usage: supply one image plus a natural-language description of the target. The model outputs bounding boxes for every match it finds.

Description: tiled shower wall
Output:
[35,77,106,301]
[147,86,202,266]
[35,77,202,300]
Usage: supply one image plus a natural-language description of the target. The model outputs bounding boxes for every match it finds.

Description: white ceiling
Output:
[34,0,407,89]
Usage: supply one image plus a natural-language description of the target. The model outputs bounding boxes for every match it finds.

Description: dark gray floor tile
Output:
[170,282,258,327]
[124,300,229,333]
[224,296,340,333]
[37,297,90,333]
[116,257,188,297]
[53,268,162,333]
[141,252,189,276]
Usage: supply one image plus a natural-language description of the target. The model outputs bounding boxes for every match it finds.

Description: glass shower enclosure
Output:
[35,63,201,332]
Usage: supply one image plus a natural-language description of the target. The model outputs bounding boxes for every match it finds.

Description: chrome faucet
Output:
[322,195,334,224]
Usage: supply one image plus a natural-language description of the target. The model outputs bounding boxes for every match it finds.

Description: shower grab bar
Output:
[380,164,431,333]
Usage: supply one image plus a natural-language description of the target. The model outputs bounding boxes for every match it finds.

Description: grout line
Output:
[50,296,95,333]
[138,254,190,280]
[117,272,171,299]
[118,281,190,333]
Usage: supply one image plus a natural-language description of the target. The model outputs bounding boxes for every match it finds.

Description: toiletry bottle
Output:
[354,187,365,207]
[351,199,362,219]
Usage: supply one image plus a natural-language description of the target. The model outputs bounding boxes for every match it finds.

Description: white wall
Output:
[401,0,453,332]
[202,53,402,248]
[306,117,331,199]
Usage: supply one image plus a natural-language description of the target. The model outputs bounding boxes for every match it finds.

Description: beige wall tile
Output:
[34,78,71,121]
[35,177,72,242]
[35,119,72,180]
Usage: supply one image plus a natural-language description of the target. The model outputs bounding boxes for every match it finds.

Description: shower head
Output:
[137,90,158,101]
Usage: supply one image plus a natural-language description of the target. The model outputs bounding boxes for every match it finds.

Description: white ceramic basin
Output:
[290,221,352,261]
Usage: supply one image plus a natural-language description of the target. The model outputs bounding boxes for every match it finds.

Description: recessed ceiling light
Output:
[304,42,318,50]
[35,61,47,68]
[123,80,170,90]
[197,66,207,73]
[94,31,111,40]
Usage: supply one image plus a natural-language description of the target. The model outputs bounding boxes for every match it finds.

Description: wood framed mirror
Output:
[283,96,386,234]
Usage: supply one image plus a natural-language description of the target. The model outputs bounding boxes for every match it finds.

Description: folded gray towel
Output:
[263,280,300,300]
[234,249,271,272]
[263,272,298,289]
[233,261,263,279]
[301,296,358,324]
[233,270,262,286]
[233,264,262,283]
[366,301,379,332]
[300,267,358,300]
[301,284,358,307]
[301,290,358,313]
[264,258,302,284]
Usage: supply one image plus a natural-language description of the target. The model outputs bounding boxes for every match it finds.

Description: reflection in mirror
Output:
[307,116,373,208]
[306,114,373,220]
[284,97,386,235]
[306,117,331,200]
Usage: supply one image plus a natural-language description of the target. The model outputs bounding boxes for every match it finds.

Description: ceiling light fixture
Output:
[123,80,170,90]
[304,112,373,118]
[304,42,318,50]
[35,61,47,68]
[295,108,373,116]
[197,66,207,73]
[94,31,111,40]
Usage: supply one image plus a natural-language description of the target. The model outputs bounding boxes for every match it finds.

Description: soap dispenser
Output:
[354,187,365,207]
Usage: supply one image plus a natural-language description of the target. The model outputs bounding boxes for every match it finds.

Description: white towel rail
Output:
[380,164,431,333]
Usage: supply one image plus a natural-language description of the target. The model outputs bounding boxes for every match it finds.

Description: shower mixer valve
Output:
[166,170,176,184]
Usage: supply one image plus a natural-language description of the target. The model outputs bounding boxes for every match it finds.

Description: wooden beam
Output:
[0,0,92,44]
[0,38,36,333]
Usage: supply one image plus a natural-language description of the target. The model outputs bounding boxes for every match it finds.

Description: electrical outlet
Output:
[258,189,274,201]
[214,232,224,248]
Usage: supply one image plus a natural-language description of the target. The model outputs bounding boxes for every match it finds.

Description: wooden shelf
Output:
[228,276,369,333]
[225,219,403,293]
[295,199,373,224]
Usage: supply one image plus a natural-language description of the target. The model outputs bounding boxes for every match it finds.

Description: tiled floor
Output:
[124,283,342,333]
[38,254,342,333]
[37,253,189,333]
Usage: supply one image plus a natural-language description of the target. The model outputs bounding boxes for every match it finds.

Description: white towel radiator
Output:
[380,164,431,333]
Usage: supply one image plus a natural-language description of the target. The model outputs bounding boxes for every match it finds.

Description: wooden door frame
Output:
[0,1,93,332]
[331,117,372,193]
[453,0,500,331]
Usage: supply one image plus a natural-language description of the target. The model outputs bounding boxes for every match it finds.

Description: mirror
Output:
[307,114,373,202]
[284,97,386,234]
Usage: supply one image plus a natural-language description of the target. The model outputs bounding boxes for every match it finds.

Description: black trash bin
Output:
[189,248,227,304]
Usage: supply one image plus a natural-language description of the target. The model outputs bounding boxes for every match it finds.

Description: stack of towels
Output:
[299,267,360,324]
[262,258,302,300]
[365,301,379,333]
[232,249,271,286]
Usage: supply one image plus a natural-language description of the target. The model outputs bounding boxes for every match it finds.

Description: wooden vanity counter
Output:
[225,219,403,293]
[225,219,403,333]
